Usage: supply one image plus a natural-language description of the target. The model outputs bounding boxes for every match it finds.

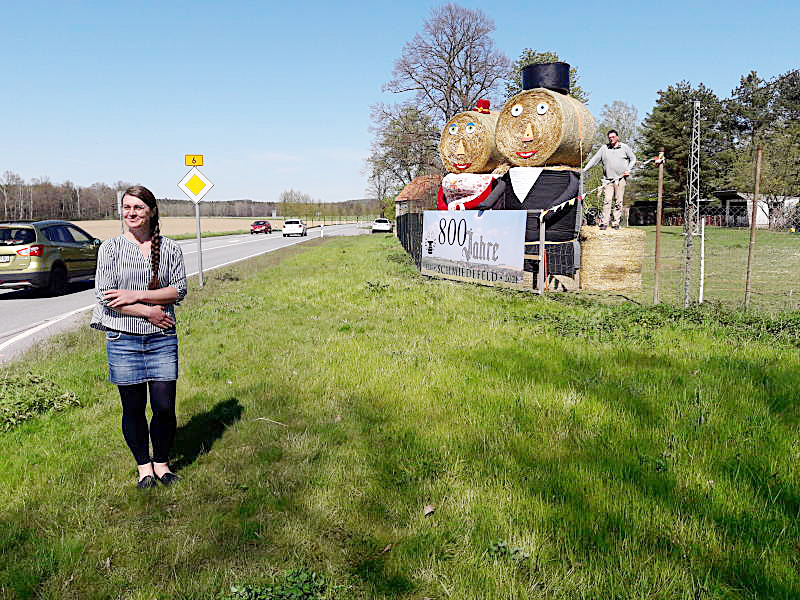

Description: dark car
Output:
[250,220,273,234]
[0,220,101,295]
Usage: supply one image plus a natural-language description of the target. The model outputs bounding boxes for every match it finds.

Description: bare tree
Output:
[383,3,510,125]
[367,103,441,191]
[1,172,16,220]
[596,100,642,152]
[279,188,313,218]
[366,164,397,218]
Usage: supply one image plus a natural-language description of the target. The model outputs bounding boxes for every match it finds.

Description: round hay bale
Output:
[439,109,503,173]
[579,226,646,291]
[495,88,596,167]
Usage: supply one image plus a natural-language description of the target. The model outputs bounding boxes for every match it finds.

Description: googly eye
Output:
[510,104,523,117]
[536,103,549,115]
[465,122,477,134]
[448,123,459,134]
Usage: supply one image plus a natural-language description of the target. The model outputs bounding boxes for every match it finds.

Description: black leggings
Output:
[118,381,177,465]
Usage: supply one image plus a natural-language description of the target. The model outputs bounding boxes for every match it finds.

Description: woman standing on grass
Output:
[91,185,187,489]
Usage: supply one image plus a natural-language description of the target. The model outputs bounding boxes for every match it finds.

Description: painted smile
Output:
[453,163,472,170]
[516,150,537,159]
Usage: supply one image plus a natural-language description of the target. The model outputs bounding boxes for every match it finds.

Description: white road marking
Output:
[0,305,93,352]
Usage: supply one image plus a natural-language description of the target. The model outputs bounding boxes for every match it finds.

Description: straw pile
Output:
[495,88,596,167]
[439,109,503,173]
[579,226,646,291]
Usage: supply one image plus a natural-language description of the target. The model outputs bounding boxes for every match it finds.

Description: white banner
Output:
[420,211,528,290]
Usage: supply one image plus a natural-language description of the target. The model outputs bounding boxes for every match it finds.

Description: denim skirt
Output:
[106,329,179,385]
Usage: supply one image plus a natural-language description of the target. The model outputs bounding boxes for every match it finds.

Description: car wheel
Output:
[47,265,68,296]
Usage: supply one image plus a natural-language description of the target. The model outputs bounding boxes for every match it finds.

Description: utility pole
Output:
[683,100,701,308]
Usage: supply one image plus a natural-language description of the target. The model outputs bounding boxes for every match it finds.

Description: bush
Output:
[0,371,81,431]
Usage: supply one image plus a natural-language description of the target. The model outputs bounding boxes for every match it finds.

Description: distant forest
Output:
[0,174,381,222]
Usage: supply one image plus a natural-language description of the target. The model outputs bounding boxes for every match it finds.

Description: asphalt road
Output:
[0,223,367,363]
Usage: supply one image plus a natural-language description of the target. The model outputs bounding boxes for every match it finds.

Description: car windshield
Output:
[285,220,299,225]
[253,221,265,225]
[0,227,35,245]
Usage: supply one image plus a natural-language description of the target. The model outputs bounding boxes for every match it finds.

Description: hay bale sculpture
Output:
[436,99,505,210]
[433,63,644,291]
[473,62,596,282]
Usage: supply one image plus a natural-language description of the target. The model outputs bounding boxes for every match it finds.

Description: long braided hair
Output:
[122,185,162,290]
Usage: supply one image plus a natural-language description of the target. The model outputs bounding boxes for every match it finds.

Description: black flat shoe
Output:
[136,475,158,489]
[157,472,180,486]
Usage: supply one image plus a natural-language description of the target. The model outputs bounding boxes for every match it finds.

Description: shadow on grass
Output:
[443,339,800,598]
[172,397,243,471]
[211,334,799,597]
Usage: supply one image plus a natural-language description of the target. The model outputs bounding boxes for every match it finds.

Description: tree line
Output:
[636,71,800,225]
[367,3,799,225]
[0,173,380,222]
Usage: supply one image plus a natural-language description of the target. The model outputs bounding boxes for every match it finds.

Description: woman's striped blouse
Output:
[90,235,187,334]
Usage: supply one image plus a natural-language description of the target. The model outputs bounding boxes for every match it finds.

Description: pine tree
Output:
[638,82,730,206]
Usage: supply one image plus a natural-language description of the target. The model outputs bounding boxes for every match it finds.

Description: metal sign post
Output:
[178,157,213,287]
[194,201,205,287]
[116,190,125,234]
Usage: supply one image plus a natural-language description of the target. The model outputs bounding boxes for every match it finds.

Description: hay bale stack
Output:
[495,88,596,167]
[439,109,503,173]
[579,226,646,291]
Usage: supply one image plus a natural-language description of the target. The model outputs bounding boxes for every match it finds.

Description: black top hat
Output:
[521,62,570,95]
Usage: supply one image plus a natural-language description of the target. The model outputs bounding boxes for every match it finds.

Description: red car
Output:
[250,220,272,234]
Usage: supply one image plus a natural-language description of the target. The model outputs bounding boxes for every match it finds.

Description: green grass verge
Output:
[1,235,799,599]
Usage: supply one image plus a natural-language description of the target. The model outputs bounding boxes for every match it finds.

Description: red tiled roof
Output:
[395,175,441,203]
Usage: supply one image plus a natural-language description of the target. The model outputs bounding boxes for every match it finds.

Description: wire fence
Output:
[395,197,800,312]
[634,202,800,312]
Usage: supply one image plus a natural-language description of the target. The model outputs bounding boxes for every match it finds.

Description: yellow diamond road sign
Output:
[185,175,206,195]
[178,167,213,203]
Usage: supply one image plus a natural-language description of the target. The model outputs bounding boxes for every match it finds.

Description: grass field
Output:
[1,235,799,599]
[634,226,800,312]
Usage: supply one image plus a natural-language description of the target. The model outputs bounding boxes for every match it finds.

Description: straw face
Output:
[579,226,646,291]
[439,110,502,173]
[496,89,563,167]
[496,89,595,167]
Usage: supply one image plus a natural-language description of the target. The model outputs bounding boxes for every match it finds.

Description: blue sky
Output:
[1,0,796,203]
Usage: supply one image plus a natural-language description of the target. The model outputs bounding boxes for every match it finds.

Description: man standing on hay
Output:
[583,130,636,230]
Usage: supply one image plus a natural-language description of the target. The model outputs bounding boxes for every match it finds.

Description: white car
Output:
[282,219,307,237]
[371,218,393,233]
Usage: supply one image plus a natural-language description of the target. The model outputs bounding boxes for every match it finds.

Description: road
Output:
[0,223,366,363]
